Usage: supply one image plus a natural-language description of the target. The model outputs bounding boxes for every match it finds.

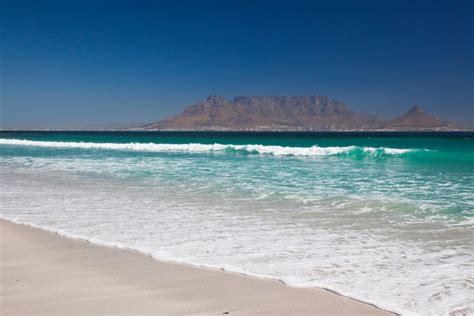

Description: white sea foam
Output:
[0,138,414,156]
[1,138,472,316]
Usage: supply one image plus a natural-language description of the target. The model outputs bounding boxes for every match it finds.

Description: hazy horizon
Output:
[1,0,473,129]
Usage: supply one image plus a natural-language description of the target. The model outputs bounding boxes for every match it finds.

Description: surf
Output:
[0,138,421,158]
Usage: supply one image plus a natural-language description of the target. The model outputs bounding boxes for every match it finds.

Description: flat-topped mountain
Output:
[139,96,463,131]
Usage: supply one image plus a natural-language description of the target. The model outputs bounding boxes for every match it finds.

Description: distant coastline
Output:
[1,129,473,135]
[4,95,470,132]
[2,94,472,132]
[135,95,467,132]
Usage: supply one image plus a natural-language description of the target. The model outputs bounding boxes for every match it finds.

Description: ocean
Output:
[1,131,473,315]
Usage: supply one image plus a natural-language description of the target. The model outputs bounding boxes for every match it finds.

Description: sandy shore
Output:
[1,219,394,315]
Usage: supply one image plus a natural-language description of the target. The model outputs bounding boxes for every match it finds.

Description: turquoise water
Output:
[1,131,473,315]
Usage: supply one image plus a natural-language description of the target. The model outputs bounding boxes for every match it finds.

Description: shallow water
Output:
[1,131,473,315]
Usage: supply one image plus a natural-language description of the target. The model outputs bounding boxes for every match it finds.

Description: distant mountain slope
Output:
[383,106,461,131]
[142,95,382,131]
[138,96,464,131]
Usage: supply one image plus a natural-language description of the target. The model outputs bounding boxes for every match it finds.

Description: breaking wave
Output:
[0,138,427,158]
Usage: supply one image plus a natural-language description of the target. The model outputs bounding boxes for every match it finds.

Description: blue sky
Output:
[1,0,473,128]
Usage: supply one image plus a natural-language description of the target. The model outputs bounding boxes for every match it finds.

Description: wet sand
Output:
[0,219,394,315]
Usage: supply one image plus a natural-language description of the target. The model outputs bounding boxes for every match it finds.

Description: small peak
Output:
[407,105,424,114]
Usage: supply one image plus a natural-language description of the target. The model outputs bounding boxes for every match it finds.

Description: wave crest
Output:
[0,138,420,158]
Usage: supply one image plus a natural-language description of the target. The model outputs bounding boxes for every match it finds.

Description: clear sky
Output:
[1,0,473,129]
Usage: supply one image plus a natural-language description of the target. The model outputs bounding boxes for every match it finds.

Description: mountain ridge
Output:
[138,96,464,131]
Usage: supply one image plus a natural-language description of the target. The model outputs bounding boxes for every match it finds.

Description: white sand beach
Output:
[0,219,393,315]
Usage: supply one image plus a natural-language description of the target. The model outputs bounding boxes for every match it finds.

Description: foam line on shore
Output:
[0,215,405,315]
